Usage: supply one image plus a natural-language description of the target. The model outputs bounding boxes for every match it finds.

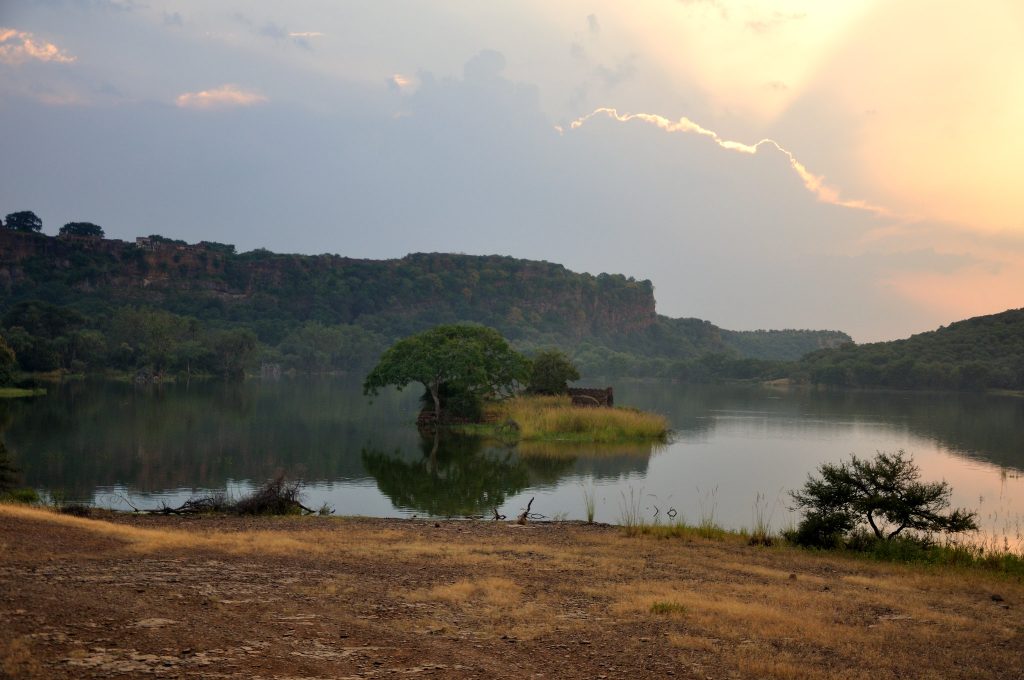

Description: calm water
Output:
[2,378,1022,546]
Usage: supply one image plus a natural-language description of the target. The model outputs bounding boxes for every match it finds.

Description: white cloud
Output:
[175,84,267,109]
[0,27,76,65]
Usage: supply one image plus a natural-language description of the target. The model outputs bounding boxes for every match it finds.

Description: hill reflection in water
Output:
[0,378,1021,524]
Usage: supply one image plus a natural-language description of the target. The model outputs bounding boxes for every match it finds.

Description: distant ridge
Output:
[799,308,1024,390]
[0,229,850,378]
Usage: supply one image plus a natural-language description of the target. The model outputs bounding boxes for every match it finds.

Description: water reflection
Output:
[0,378,1021,523]
[617,383,1024,471]
[361,434,533,517]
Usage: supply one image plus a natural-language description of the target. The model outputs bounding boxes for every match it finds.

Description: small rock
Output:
[991,594,1005,602]
[434,523,441,528]
[134,618,177,628]
[788,573,797,581]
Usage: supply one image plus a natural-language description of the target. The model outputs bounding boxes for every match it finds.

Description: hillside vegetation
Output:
[0,229,848,380]
[798,308,1024,390]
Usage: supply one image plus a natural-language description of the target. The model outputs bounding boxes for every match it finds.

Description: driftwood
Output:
[146,474,315,516]
[516,497,535,525]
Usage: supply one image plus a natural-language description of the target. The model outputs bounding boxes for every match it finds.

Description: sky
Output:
[1,0,1023,342]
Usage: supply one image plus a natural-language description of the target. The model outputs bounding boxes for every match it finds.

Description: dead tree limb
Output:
[516,497,534,525]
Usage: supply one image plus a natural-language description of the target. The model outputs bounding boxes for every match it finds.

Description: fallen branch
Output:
[516,497,534,525]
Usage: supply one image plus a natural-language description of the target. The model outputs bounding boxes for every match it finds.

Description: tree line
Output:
[2,210,105,238]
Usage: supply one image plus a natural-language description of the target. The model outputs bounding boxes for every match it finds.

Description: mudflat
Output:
[1,505,1021,679]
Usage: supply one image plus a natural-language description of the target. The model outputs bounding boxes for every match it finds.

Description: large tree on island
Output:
[363,324,529,423]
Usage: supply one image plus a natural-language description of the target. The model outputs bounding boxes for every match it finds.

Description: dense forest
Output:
[3,216,1022,391]
[797,309,1024,390]
[0,219,850,382]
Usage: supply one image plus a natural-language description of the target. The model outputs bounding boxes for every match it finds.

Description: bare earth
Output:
[1,506,1021,679]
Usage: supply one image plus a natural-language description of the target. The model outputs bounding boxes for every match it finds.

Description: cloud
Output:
[595,56,637,88]
[463,49,506,82]
[0,28,76,65]
[388,73,414,92]
[258,22,288,40]
[746,11,807,35]
[162,12,184,28]
[175,84,267,110]
[570,107,896,217]
[249,19,322,49]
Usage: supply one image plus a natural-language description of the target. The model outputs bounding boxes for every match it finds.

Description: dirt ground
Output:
[1,505,1022,679]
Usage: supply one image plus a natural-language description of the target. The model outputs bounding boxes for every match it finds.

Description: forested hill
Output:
[799,308,1024,390]
[0,229,849,378]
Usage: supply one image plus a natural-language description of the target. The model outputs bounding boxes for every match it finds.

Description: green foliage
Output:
[2,487,40,504]
[211,329,257,379]
[0,228,859,382]
[419,383,484,421]
[799,308,1024,390]
[790,451,978,546]
[722,328,852,361]
[363,324,529,422]
[59,222,105,238]
[279,322,384,373]
[527,349,580,394]
[0,441,20,493]
[361,435,530,516]
[4,211,42,233]
[0,335,15,386]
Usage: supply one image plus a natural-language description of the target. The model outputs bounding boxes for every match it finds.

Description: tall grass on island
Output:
[475,395,669,444]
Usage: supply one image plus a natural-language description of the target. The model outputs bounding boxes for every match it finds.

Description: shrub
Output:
[0,442,20,493]
[234,473,309,515]
[2,488,39,504]
[527,349,580,395]
[790,451,977,546]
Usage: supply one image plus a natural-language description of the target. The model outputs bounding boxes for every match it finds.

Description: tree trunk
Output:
[866,512,883,539]
[430,383,442,424]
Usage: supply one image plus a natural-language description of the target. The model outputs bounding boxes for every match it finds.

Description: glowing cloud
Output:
[0,27,76,65]
[175,84,267,110]
[288,31,325,38]
[389,74,413,90]
[570,107,894,217]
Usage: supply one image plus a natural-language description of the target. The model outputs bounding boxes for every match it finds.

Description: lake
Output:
[2,378,1022,548]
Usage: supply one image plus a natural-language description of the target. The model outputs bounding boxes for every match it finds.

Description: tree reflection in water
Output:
[362,432,533,517]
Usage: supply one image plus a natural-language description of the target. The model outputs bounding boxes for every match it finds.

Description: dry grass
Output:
[0,504,322,555]
[492,395,669,443]
[4,504,1023,678]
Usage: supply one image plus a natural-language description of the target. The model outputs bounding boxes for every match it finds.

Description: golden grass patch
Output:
[408,577,523,608]
[492,395,669,443]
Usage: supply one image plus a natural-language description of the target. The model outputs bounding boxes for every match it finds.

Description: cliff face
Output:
[0,231,657,342]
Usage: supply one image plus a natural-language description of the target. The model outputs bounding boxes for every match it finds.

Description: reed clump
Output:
[489,395,669,443]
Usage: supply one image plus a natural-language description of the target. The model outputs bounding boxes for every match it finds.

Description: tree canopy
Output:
[4,211,42,233]
[363,324,529,422]
[790,451,978,546]
[60,222,105,238]
[527,348,580,395]
[0,336,16,386]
